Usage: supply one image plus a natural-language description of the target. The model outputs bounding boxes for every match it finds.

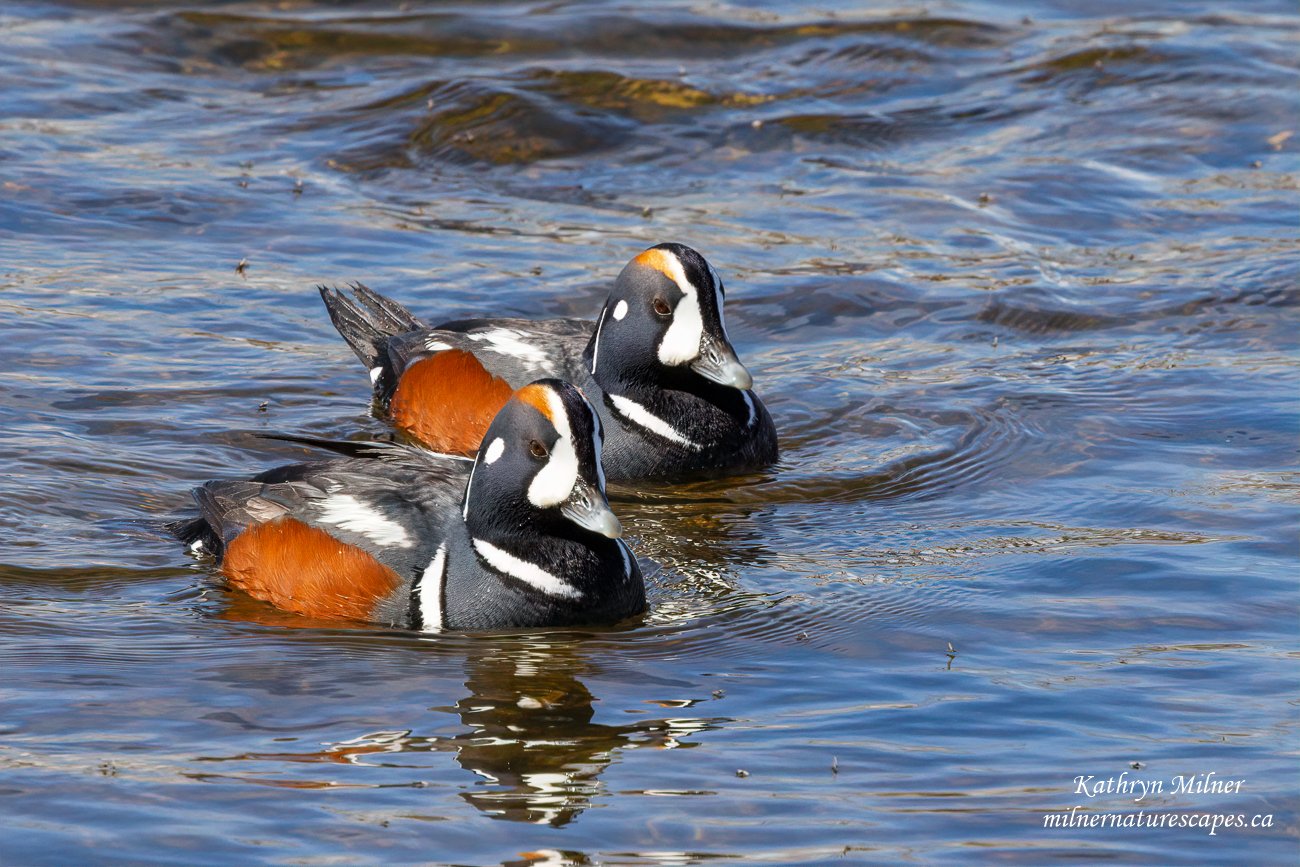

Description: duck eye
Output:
[529,440,549,459]
[653,298,672,317]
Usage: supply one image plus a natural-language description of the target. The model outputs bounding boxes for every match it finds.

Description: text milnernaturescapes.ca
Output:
[1043,807,1273,836]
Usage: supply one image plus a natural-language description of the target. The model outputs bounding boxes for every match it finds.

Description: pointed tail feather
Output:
[254,432,473,466]
[255,432,396,460]
[318,282,424,371]
[349,282,424,333]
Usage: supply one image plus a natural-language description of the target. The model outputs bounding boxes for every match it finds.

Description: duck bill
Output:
[691,334,753,390]
[560,480,622,539]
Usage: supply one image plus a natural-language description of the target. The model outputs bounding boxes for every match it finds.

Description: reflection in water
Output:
[193,638,726,826]
[444,641,722,825]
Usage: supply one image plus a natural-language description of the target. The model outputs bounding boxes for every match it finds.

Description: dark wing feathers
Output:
[433,316,591,341]
[191,481,285,547]
[425,316,594,386]
[176,447,470,557]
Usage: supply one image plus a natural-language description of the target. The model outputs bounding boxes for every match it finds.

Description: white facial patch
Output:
[316,494,412,548]
[527,388,579,509]
[472,538,582,599]
[654,251,705,367]
[609,393,700,450]
[468,328,549,371]
[418,543,447,633]
[613,299,628,320]
[484,437,505,465]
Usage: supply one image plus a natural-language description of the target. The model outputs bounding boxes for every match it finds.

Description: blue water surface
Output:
[0,1,1297,864]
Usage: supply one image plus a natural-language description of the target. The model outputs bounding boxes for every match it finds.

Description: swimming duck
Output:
[174,379,644,631]
[319,243,777,481]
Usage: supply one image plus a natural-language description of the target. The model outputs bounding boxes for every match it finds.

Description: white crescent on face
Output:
[527,387,579,509]
[654,251,705,367]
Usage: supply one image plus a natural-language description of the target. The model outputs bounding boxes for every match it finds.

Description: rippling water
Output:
[2,1,1297,864]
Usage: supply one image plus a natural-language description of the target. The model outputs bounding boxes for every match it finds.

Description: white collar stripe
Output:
[590,307,608,375]
[462,460,477,520]
[473,538,582,599]
[418,543,447,633]
[609,393,700,449]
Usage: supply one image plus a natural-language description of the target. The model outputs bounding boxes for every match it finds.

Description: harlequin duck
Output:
[319,243,778,481]
[172,379,644,631]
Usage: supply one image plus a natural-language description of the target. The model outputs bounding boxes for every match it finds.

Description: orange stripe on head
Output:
[221,517,402,623]
[390,348,515,455]
[513,383,556,423]
[633,247,676,280]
